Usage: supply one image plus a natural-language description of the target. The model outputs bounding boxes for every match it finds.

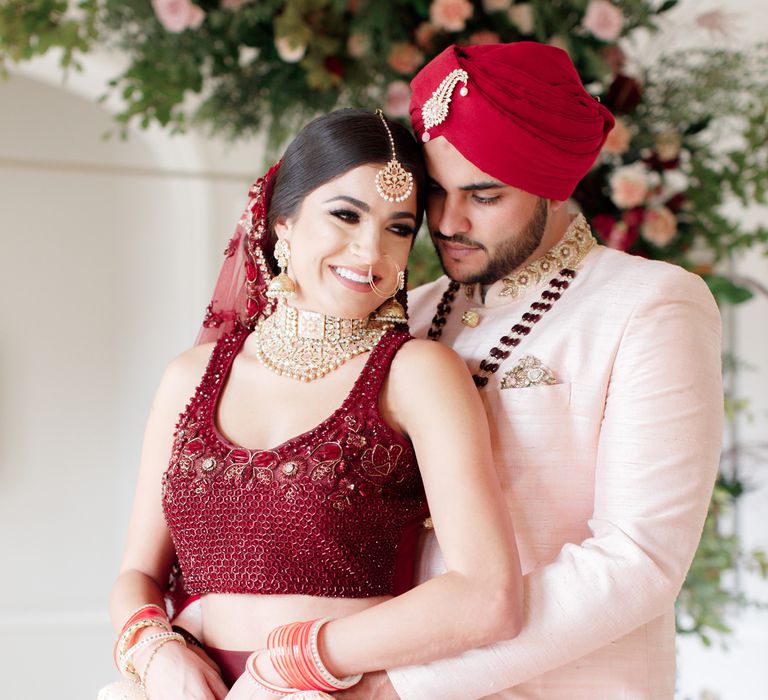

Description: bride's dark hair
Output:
[267,108,426,240]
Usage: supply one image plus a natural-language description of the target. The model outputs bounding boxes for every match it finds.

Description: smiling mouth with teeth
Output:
[333,266,374,284]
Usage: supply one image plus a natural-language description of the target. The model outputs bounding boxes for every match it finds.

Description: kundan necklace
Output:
[427,215,595,388]
[252,301,388,382]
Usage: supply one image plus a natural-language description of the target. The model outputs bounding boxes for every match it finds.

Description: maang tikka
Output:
[265,238,297,301]
[374,109,414,203]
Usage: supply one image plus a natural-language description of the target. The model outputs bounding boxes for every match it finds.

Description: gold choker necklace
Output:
[252,303,388,382]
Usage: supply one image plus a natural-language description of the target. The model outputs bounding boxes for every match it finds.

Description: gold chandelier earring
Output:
[266,238,297,301]
[370,256,407,325]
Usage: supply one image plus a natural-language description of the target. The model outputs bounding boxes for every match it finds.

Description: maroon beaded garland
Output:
[427,268,578,388]
[427,281,460,340]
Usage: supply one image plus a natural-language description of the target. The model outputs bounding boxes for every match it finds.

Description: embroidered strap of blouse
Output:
[350,329,412,404]
[177,328,412,434]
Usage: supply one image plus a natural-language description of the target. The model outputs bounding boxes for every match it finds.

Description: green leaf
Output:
[658,0,679,13]
[702,274,755,305]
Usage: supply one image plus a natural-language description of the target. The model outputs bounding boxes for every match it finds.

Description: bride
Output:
[106,108,522,699]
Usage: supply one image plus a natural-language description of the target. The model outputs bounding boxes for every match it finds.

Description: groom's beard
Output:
[431,197,548,286]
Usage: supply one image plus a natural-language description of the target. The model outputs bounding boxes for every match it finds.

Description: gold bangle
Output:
[118,618,171,658]
[139,638,176,696]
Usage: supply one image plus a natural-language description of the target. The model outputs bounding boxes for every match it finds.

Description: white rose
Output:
[662,169,689,197]
[275,36,307,63]
[508,3,535,34]
[483,0,512,13]
[238,46,259,67]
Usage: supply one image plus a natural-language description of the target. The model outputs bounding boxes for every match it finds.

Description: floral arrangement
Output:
[3,0,768,643]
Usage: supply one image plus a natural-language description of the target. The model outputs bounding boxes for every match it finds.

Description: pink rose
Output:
[347,33,370,59]
[151,0,205,33]
[508,3,535,34]
[387,42,425,75]
[602,118,631,156]
[482,0,511,12]
[429,0,474,33]
[384,81,412,118]
[468,30,501,45]
[414,22,438,51]
[609,162,650,209]
[695,10,738,39]
[641,206,678,247]
[582,0,623,42]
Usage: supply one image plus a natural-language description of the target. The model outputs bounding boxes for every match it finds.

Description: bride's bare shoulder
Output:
[389,337,471,388]
[155,341,217,408]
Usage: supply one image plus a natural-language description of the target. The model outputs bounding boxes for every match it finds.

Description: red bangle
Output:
[121,604,167,632]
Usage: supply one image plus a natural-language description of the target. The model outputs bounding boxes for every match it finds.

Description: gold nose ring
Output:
[369,255,405,298]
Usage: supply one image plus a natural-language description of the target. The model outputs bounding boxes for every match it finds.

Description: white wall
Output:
[0,3,766,698]
[0,61,265,696]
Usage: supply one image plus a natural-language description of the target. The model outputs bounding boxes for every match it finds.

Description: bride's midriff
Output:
[199,592,392,649]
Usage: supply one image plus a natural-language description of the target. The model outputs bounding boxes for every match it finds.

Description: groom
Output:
[341,43,723,699]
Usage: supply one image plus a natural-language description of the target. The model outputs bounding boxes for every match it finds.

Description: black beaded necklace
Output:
[427,267,577,388]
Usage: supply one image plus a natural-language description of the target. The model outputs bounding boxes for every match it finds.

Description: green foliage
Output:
[410,231,442,287]
[678,477,768,646]
[0,0,98,73]
[702,275,754,306]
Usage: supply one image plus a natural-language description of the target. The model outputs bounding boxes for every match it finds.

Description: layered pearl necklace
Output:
[252,302,388,382]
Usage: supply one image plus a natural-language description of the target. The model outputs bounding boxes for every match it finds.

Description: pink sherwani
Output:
[389,242,723,699]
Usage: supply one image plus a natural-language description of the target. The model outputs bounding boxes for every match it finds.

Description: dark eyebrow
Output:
[324,195,370,212]
[460,181,506,191]
[427,178,506,191]
[390,211,417,222]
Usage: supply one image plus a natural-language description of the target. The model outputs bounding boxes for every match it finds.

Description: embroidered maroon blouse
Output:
[162,329,428,598]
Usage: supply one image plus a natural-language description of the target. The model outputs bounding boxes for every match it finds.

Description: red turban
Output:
[409,42,615,200]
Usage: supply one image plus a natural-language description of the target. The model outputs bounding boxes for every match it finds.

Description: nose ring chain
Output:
[368,255,405,298]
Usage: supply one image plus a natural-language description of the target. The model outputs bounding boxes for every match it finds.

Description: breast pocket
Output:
[481,383,575,490]
[487,382,572,415]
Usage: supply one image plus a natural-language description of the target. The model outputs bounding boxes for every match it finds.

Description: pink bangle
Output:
[266,618,361,692]
[308,618,361,690]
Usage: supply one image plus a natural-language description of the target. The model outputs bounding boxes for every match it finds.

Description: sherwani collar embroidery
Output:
[461,214,597,309]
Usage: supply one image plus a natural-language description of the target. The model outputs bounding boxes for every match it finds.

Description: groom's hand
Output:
[334,671,399,699]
